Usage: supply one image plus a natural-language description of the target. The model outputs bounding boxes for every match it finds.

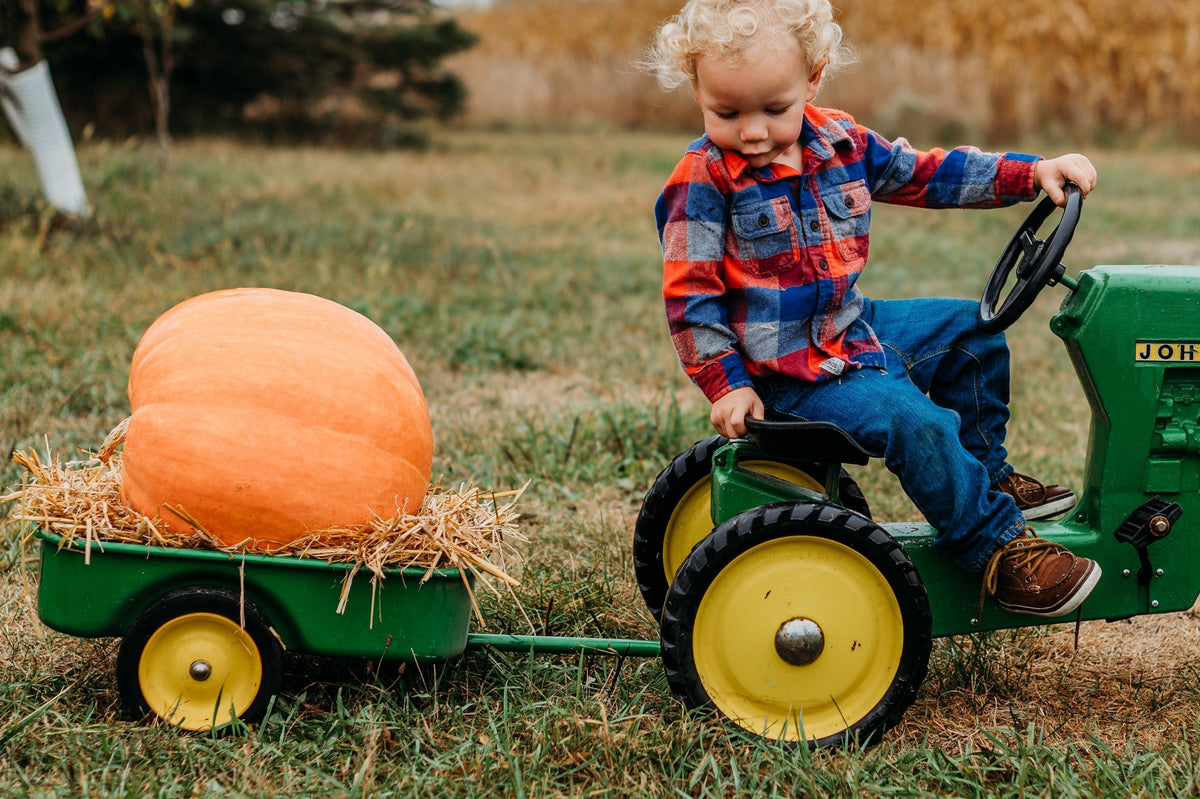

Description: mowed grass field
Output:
[3,130,1200,796]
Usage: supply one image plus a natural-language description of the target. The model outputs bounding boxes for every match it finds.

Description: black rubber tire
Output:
[659,501,931,749]
[633,437,871,622]
[116,586,283,730]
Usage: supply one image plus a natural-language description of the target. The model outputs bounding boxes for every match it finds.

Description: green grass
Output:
[4,131,1200,796]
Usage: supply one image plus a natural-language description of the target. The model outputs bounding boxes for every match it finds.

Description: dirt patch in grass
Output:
[900,603,1200,752]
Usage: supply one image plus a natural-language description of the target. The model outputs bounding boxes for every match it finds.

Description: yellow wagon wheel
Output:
[633,436,870,622]
[660,501,931,748]
[117,586,283,731]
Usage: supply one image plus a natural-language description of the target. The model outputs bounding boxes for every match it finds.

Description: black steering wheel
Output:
[979,183,1082,331]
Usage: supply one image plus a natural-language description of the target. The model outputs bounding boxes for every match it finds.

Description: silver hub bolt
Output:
[189,660,213,682]
[774,617,824,666]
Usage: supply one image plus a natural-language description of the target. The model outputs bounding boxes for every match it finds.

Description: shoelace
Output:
[1004,472,1048,504]
[977,534,1065,618]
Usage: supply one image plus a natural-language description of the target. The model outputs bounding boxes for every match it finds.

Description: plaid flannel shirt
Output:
[656,104,1041,402]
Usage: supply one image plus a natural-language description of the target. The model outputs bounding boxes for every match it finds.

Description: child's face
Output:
[692,38,821,170]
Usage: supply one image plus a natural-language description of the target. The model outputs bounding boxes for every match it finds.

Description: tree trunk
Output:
[11,0,42,67]
[137,4,176,166]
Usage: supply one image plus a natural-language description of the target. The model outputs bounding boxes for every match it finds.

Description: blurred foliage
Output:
[2,0,477,146]
[453,0,1200,146]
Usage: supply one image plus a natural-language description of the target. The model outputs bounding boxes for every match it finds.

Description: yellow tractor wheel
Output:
[660,501,931,748]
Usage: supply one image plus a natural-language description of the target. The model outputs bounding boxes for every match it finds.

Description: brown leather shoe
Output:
[982,530,1101,617]
[997,472,1076,520]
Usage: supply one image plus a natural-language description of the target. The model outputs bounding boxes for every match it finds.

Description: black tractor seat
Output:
[744,418,874,466]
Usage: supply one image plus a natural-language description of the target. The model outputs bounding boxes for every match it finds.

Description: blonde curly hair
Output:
[644,0,856,90]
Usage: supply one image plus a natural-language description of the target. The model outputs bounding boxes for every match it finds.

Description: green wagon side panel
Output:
[36,532,474,662]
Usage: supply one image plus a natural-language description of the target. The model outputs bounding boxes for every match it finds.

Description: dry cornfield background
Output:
[450,0,1200,145]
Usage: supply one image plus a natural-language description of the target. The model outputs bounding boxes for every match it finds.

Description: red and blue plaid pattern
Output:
[656,104,1040,402]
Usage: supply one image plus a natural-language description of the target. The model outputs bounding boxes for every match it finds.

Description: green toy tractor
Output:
[632,185,1200,747]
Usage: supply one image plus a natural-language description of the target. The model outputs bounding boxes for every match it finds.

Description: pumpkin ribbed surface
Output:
[121,288,432,548]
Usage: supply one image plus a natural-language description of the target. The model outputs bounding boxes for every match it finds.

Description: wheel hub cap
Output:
[774,617,824,666]
[189,660,213,682]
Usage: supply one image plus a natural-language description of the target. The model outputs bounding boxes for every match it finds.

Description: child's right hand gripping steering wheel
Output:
[979,183,1082,331]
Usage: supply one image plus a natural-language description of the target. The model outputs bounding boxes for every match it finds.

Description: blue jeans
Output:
[755,297,1025,572]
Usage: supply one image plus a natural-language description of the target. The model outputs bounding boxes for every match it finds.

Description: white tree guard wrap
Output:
[0,55,90,216]
[0,48,30,146]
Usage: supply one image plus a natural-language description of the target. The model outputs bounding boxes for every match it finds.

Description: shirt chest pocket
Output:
[820,179,871,260]
[729,196,798,278]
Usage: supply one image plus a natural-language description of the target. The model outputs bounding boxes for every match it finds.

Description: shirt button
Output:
[818,259,829,271]
[845,196,856,208]
[809,220,820,232]
[758,214,770,227]
[822,300,832,312]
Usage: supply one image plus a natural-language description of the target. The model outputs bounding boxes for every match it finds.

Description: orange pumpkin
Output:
[121,287,433,548]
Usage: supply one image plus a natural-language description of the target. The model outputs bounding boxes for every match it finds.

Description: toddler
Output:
[647,0,1101,616]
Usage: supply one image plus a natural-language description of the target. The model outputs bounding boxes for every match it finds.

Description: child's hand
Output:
[711,386,764,439]
[1034,154,1097,207]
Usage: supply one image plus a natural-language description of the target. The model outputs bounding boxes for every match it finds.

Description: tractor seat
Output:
[744,418,873,466]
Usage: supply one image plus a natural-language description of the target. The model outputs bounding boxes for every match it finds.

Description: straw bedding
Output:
[4,421,525,620]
